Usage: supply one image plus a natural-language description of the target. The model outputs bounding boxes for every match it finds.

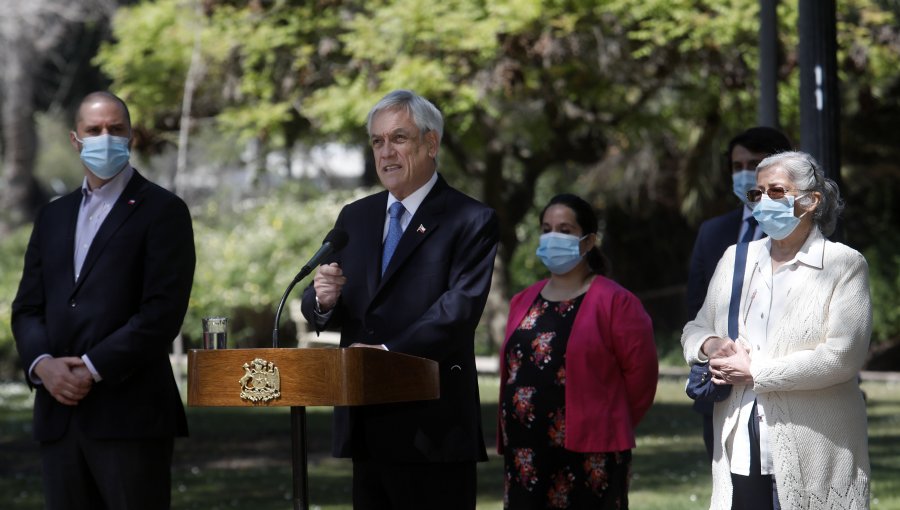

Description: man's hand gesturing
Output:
[313,263,347,312]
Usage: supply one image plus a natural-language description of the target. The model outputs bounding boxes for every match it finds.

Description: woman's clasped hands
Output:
[702,336,754,386]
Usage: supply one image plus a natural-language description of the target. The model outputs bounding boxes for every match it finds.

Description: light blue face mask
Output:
[76,134,131,180]
[731,169,756,205]
[536,232,587,275]
[751,194,808,240]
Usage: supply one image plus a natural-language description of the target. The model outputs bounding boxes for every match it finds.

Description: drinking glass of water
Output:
[202,317,228,349]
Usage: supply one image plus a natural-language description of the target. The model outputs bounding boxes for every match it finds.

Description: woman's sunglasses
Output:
[746,186,812,203]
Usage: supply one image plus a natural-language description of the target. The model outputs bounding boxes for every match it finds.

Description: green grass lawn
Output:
[1,376,898,509]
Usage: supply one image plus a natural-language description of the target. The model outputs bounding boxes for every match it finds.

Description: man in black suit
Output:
[301,89,499,509]
[12,91,195,510]
[685,126,791,460]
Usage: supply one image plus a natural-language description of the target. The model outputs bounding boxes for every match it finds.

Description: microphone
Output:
[295,228,349,283]
[272,228,349,347]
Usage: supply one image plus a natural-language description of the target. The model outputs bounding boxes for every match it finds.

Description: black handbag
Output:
[686,361,731,402]
[686,241,749,402]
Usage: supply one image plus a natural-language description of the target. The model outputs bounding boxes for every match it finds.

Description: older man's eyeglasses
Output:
[746,186,812,203]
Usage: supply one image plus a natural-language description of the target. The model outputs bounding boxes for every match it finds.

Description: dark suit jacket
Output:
[686,208,743,320]
[301,174,499,463]
[12,170,195,442]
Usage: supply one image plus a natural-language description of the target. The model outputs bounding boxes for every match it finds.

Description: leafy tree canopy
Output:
[97,0,899,216]
[92,0,900,345]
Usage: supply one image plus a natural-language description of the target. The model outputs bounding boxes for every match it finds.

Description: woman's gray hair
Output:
[366,90,443,144]
[756,151,844,236]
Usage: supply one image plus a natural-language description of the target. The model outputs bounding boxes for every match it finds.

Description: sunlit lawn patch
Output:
[1,376,897,509]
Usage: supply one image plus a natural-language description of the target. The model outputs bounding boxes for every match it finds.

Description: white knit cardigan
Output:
[683,228,871,510]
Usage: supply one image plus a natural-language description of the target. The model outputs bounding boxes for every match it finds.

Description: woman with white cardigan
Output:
[683,151,871,510]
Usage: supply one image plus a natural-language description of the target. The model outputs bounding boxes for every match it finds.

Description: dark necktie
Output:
[382,202,405,275]
[740,216,757,243]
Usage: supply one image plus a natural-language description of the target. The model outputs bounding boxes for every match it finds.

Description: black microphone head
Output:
[323,228,349,251]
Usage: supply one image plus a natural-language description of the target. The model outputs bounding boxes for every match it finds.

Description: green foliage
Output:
[0,226,32,379]
[94,0,900,218]
[93,0,900,199]
[87,0,900,352]
[0,184,375,375]
[33,113,84,192]
[866,250,900,344]
[185,183,374,347]
[96,0,347,146]
[842,152,900,347]
[94,0,198,127]
[302,0,540,140]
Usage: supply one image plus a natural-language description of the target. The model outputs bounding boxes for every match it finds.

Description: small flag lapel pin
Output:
[417,224,426,234]
[127,199,136,205]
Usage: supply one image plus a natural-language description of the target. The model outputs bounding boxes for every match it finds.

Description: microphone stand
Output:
[271,264,313,510]
[272,265,313,348]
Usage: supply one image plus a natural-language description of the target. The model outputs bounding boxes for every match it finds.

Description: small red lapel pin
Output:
[417,224,426,234]
[127,199,136,205]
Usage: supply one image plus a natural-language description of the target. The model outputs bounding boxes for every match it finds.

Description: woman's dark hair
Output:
[540,193,607,276]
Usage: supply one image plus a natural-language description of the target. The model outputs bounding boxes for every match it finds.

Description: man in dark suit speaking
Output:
[301,89,499,509]
[12,91,195,510]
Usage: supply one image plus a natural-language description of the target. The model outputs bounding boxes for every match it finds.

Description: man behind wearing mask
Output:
[12,91,195,510]
[685,126,792,460]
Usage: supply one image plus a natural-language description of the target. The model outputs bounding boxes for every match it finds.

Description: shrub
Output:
[184,183,373,348]
[866,249,900,345]
[0,183,374,378]
[0,226,32,380]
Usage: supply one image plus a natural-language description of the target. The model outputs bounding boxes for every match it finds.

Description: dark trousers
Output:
[731,400,780,510]
[352,458,477,510]
[693,399,715,462]
[40,422,174,510]
[702,412,715,461]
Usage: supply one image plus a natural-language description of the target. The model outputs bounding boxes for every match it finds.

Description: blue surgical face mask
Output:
[732,169,756,205]
[75,134,131,180]
[536,232,587,275]
[751,194,808,240]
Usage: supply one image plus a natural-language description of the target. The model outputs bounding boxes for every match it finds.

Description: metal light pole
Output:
[798,0,841,184]
[757,0,779,128]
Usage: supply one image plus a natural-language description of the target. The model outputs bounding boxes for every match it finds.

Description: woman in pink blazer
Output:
[498,194,658,509]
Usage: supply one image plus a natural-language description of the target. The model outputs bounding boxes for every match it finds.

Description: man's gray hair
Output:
[366,90,443,143]
[756,151,844,236]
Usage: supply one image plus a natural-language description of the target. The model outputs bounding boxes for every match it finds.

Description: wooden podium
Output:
[187,347,439,510]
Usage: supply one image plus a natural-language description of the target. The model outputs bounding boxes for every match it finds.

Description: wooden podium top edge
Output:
[187,347,439,407]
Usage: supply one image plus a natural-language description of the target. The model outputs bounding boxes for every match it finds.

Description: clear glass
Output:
[202,316,228,349]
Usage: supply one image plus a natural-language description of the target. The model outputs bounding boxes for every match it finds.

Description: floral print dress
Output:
[501,293,631,510]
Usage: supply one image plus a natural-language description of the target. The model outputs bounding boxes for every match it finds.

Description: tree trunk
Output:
[172,0,205,193]
[483,257,509,354]
[0,38,43,234]
[171,1,207,384]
